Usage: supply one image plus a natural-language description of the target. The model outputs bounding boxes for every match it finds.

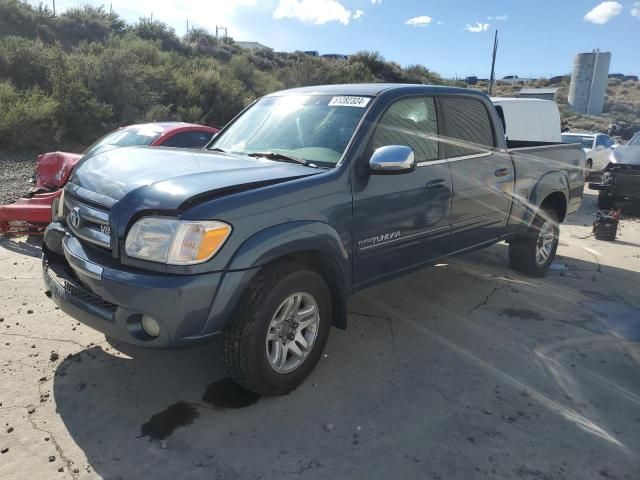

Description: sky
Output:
[50,0,640,79]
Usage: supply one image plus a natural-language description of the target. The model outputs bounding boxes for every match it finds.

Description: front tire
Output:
[508,209,559,277]
[597,191,615,210]
[223,262,331,396]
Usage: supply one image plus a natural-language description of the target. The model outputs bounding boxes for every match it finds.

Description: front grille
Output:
[61,277,117,312]
[46,261,117,313]
[64,190,112,250]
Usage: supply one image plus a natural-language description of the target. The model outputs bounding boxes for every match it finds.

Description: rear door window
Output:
[440,97,495,158]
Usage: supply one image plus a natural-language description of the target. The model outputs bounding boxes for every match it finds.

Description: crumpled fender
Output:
[34,151,82,190]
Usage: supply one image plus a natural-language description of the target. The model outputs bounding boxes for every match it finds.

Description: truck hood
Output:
[69,146,320,208]
[611,145,640,166]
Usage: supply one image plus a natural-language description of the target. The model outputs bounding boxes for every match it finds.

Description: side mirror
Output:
[369,145,416,174]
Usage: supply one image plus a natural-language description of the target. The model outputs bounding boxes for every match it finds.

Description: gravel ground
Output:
[0,151,37,204]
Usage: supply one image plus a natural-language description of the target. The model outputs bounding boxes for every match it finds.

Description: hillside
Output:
[0,0,447,151]
[0,0,637,154]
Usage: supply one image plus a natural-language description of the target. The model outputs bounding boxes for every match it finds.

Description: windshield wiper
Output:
[208,147,228,153]
[245,151,317,168]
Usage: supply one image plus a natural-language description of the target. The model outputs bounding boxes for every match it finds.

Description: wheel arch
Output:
[540,191,567,222]
[261,250,349,330]
[227,221,351,330]
[524,172,570,227]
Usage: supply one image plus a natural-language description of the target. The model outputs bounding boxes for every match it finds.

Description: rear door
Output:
[352,96,453,287]
[442,96,514,250]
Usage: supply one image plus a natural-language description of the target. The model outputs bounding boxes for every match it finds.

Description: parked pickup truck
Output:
[42,84,585,395]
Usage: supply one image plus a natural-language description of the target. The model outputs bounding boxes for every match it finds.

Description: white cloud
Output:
[405,16,433,27]
[584,1,622,24]
[353,9,364,20]
[55,0,257,38]
[465,22,490,32]
[273,0,355,25]
[370,0,382,4]
[495,15,508,21]
[631,2,640,17]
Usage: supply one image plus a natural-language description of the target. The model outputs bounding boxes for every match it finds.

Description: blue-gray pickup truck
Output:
[42,84,585,395]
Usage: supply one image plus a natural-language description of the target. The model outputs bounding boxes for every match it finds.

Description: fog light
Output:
[141,315,160,337]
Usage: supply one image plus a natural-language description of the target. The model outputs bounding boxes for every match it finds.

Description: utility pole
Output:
[488,30,499,96]
[52,0,56,16]
[215,26,228,38]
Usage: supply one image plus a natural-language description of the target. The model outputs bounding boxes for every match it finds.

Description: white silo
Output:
[568,50,611,116]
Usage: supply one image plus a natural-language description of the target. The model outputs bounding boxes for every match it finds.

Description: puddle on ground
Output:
[584,299,640,341]
[502,308,545,321]
[140,401,199,440]
[139,379,259,440]
[202,378,261,409]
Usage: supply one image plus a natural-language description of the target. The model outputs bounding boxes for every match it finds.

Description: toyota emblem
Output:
[70,207,81,228]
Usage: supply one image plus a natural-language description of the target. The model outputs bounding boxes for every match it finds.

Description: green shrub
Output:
[0,81,58,149]
[0,36,52,90]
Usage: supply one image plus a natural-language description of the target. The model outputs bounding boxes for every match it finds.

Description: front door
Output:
[352,96,453,287]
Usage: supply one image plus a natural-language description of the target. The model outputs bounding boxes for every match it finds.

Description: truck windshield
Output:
[209,94,371,167]
[628,134,640,146]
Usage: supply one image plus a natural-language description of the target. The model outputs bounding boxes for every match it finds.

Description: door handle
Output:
[426,179,448,189]
[495,168,510,177]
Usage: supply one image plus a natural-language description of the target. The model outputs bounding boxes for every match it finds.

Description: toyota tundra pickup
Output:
[42,84,585,395]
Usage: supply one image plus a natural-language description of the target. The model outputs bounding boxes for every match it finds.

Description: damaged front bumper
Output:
[589,169,640,200]
[0,190,61,236]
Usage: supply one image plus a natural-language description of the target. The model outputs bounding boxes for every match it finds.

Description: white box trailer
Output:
[491,97,562,144]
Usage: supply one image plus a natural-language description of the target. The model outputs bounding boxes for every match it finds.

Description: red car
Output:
[0,122,219,235]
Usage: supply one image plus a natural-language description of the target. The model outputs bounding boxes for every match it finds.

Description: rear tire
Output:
[508,209,559,277]
[223,262,331,396]
[597,191,615,210]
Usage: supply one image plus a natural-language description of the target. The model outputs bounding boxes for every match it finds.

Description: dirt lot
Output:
[0,152,38,205]
[1,188,639,480]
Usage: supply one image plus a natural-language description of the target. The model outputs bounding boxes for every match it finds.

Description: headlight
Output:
[125,217,231,265]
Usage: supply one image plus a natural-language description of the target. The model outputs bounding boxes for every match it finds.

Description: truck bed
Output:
[506,139,586,224]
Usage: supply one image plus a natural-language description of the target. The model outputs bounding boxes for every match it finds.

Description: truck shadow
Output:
[51,243,640,479]
[0,235,42,258]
